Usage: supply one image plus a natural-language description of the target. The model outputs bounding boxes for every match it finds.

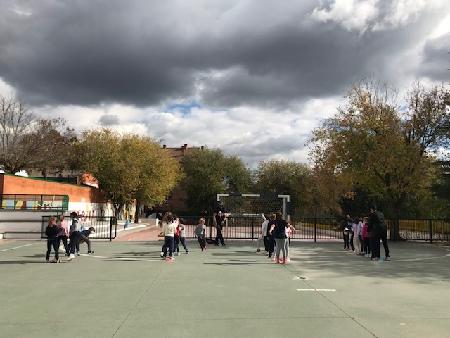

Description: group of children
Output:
[158,213,211,261]
[343,212,390,261]
[159,212,189,261]
[45,212,95,263]
[258,213,294,264]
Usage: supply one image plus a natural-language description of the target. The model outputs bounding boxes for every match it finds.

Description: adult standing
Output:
[368,206,382,261]
[269,213,288,264]
[214,210,226,246]
[375,207,390,261]
[266,214,276,259]
[341,215,352,250]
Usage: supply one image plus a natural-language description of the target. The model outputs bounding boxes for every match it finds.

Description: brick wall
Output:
[0,174,106,203]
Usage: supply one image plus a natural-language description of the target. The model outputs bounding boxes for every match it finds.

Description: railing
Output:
[177,216,450,242]
[41,216,118,241]
[1,194,69,211]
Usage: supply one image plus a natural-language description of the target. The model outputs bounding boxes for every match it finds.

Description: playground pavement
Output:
[0,239,449,338]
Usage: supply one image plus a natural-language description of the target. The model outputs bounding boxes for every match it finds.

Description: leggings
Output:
[284,238,290,258]
[197,235,206,250]
[164,236,174,257]
[179,237,188,251]
[275,238,286,260]
[46,238,59,261]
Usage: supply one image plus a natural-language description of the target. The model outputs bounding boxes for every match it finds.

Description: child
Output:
[57,215,69,257]
[174,218,181,256]
[79,227,95,254]
[284,222,295,263]
[68,212,81,261]
[45,217,60,263]
[161,213,177,261]
[195,218,207,251]
[177,219,189,254]
[352,218,361,255]
[361,217,371,257]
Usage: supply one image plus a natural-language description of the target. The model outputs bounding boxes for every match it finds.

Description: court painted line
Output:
[0,243,33,252]
[297,288,336,292]
[80,254,160,262]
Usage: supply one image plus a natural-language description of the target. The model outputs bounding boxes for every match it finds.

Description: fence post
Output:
[314,217,317,243]
[109,217,113,242]
[251,218,254,240]
[429,219,433,243]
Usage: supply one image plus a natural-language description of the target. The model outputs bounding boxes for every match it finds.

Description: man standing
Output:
[376,208,390,261]
[368,206,380,260]
[214,210,226,246]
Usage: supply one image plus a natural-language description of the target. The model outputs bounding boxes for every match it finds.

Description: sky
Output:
[0,0,449,167]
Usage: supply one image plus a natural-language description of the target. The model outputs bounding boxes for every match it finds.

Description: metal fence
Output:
[41,216,118,241]
[178,216,450,242]
[1,194,69,211]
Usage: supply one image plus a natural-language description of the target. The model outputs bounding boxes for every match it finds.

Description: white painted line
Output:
[297,288,336,292]
[80,254,108,259]
[80,254,160,262]
[0,243,33,252]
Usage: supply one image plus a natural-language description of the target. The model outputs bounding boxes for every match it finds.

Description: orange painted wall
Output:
[0,174,107,203]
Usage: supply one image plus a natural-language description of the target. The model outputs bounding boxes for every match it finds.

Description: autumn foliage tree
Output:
[76,130,181,219]
[310,82,449,221]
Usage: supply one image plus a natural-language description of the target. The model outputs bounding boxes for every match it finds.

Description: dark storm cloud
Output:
[0,0,447,107]
[418,33,450,82]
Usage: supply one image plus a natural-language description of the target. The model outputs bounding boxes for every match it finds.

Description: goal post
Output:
[216,193,291,221]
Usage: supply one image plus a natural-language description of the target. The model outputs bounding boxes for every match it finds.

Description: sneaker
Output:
[87,251,94,255]
[67,254,75,261]
[384,256,391,261]
[285,257,290,263]
[160,252,164,258]
[76,252,80,257]
[185,250,189,254]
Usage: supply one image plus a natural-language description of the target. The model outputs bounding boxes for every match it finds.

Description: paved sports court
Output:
[0,239,449,338]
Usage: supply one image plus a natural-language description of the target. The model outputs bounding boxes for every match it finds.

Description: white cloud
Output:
[312,0,449,33]
[311,0,379,32]
[0,77,16,97]
[31,96,343,167]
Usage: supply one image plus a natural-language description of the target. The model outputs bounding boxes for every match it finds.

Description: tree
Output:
[76,130,181,218]
[181,148,251,213]
[0,96,74,174]
[124,135,181,222]
[309,82,446,222]
[254,160,312,218]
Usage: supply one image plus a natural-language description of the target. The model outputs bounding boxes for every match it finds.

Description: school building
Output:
[0,173,113,239]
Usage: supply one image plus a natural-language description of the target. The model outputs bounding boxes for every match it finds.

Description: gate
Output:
[41,215,118,241]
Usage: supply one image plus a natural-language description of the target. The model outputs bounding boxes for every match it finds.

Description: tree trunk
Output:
[134,199,140,224]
